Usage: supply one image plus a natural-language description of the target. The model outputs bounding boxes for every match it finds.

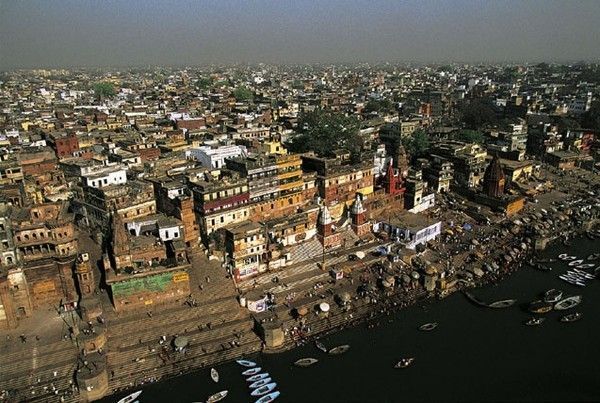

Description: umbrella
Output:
[354,251,366,259]
[296,307,308,316]
[411,271,420,280]
[319,302,330,312]
[174,336,189,349]
[338,292,352,303]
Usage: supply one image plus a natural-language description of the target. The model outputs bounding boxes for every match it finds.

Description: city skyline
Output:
[1,0,600,70]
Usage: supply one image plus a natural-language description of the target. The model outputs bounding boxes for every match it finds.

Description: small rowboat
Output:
[255,391,280,403]
[247,373,270,382]
[525,317,545,326]
[560,312,583,322]
[315,340,327,353]
[294,357,318,367]
[419,322,438,331]
[394,357,415,368]
[328,344,350,355]
[117,391,142,403]
[249,377,272,389]
[211,368,219,383]
[242,367,262,376]
[206,390,228,403]
[236,359,257,367]
[251,382,277,397]
[554,295,582,310]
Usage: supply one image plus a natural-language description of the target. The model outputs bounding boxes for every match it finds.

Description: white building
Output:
[374,212,441,250]
[82,165,128,188]
[187,144,246,169]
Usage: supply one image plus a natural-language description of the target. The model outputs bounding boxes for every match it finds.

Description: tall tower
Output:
[395,143,409,178]
[110,209,132,270]
[75,253,95,297]
[350,194,371,237]
[317,205,341,249]
[483,155,505,198]
[384,159,405,196]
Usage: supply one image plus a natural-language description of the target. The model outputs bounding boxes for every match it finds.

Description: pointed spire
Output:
[351,194,365,215]
[111,207,130,255]
[318,205,332,225]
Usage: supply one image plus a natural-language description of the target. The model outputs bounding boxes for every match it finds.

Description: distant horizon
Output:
[2,0,600,70]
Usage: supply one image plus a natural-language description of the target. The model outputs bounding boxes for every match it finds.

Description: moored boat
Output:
[554,295,582,310]
[489,299,517,308]
[568,259,584,267]
[294,357,318,367]
[576,263,595,269]
[418,322,438,331]
[117,390,142,403]
[242,367,262,376]
[394,357,415,368]
[255,391,281,403]
[543,289,563,303]
[535,264,552,272]
[249,377,272,389]
[315,340,327,353]
[558,253,568,260]
[328,344,350,355]
[251,382,277,397]
[236,359,257,367]
[560,312,583,322]
[247,373,270,382]
[211,368,219,383]
[207,390,228,403]
[528,300,553,314]
[525,317,545,326]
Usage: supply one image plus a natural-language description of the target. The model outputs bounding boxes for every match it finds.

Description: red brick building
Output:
[48,132,79,158]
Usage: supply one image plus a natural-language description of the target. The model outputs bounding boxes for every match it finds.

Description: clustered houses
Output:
[0,64,598,323]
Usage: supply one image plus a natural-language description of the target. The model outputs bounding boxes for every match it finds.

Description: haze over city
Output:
[1,0,600,69]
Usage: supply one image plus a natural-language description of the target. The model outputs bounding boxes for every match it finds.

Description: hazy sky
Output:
[1,0,599,69]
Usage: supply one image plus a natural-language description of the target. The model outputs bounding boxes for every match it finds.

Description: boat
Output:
[394,357,415,368]
[568,260,584,267]
[554,295,582,310]
[543,289,563,303]
[558,253,568,260]
[419,322,438,331]
[525,317,545,326]
[315,340,327,353]
[242,367,262,376]
[585,231,596,240]
[573,269,594,278]
[249,377,272,389]
[251,383,277,397]
[588,254,600,261]
[535,264,551,272]
[211,368,219,383]
[206,390,228,403]
[117,391,142,403]
[236,359,257,367]
[247,373,270,382]
[576,263,595,269]
[560,312,583,322]
[488,299,517,309]
[255,391,280,403]
[528,300,553,314]
[294,357,318,367]
[328,345,350,355]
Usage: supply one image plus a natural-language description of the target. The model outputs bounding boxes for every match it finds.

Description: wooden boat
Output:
[394,357,415,368]
[315,340,327,353]
[117,391,142,403]
[247,373,270,382]
[251,382,277,397]
[328,344,350,355]
[528,300,553,314]
[211,368,219,383]
[255,391,280,403]
[236,359,257,367]
[525,317,545,326]
[568,260,584,267]
[418,322,438,331]
[206,390,228,403]
[560,312,583,322]
[242,367,262,376]
[294,357,318,367]
[249,377,272,389]
[576,263,595,269]
[488,299,517,309]
[554,295,582,310]
[543,289,563,303]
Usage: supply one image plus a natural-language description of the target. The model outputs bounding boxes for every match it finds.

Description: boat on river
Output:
[525,317,545,326]
[251,382,277,397]
[588,253,600,261]
[247,373,270,382]
[294,357,318,367]
[554,295,582,310]
[328,345,350,355]
[255,391,280,403]
[211,368,219,383]
[489,299,517,308]
[237,359,257,367]
[206,390,228,403]
[534,264,552,272]
[543,289,563,303]
[117,391,142,403]
[419,322,438,331]
[568,260,584,267]
[528,300,553,314]
[315,340,327,353]
[242,367,262,376]
[249,377,272,389]
[560,312,583,322]
[394,357,415,368]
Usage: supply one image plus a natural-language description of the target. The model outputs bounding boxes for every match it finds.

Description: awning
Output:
[354,251,366,260]
[174,336,189,348]
[319,302,330,312]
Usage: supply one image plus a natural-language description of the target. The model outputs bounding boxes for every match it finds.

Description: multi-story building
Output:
[423,155,454,193]
[430,141,488,188]
[225,221,267,280]
[47,132,79,158]
[187,144,247,169]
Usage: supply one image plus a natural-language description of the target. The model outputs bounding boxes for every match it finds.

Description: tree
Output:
[232,86,254,102]
[455,129,485,144]
[288,109,363,162]
[581,101,600,131]
[93,82,116,100]
[364,98,394,114]
[401,129,430,157]
[196,77,213,90]
[459,99,497,129]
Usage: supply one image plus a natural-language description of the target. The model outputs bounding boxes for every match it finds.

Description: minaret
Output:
[317,205,341,249]
[350,194,371,237]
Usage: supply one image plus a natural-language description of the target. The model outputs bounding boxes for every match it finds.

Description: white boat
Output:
[558,253,568,259]
[554,295,582,310]
[418,322,438,331]
[576,263,595,269]
[315,340,327,353]
[328,344,350,355]
[249,377,272,389]
[294,357,318,367]
[118,391,142,403]
[525,317,545,326]
[247,373,270,382]
[568,260,584,267]
[236,359,257,367]
[543,289,563,303]
[251,382,277,397]
[394,357,415,368]
[242,367,262,376]
[211,368,219,383]
[255,391,280,403]
[206,390,228,403]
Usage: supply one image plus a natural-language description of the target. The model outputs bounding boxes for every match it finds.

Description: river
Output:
[113,236,600,402]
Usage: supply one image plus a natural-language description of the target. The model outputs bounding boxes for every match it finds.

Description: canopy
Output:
[411,271,420,280]
[319,302,330,312]
[174,336,189,348]
[296,306,308,316]
[338,292,352,302]
[354,251,366,260]
[463,223,473,231]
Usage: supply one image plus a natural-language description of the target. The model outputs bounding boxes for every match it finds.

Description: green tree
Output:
[364,98,394,114]
[455,129,485,144]
[93,82,116,100]
[196,77,213,90]
[402,129,430,157]
[459,99,497,129]
[288,109,363,162]
[232,86,254,102]
[581,101,600,131]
